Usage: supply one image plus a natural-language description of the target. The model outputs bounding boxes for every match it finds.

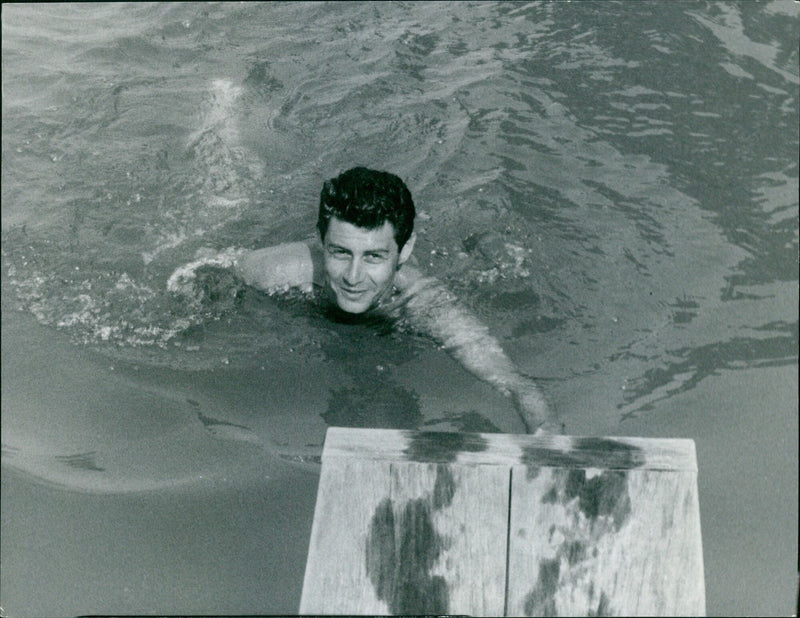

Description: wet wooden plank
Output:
[299,458,391,614]
[506,466,705,616]
[300,455,509,615]
[321,427,698,471]
[301,428,704,616]
[382,462,509,615]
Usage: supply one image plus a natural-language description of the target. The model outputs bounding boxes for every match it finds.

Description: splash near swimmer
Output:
[5,82,556,498]
[144,79,253,267]
[0,79,293,494]
[166,246,247,305]
[186,78,247,197]
[3,77,265,352]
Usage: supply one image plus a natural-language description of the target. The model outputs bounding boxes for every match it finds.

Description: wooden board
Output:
[506,467,705,616]
[300,457,509,615]
[315,427,699,471]
[300,428,704,616]
[300,458,392,614]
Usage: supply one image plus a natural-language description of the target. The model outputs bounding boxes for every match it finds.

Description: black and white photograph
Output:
[1,2,797,615]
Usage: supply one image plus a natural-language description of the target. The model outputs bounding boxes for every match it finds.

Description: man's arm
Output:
[397,266,557,434]
[235,242,315,292]
[167,242,316,302]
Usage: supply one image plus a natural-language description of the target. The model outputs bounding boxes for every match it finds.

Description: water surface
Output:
[2,2,797,615]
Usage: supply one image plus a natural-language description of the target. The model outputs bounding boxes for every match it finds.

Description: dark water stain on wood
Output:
[520,437,645,471]
[524,557,561,616]
[565,469,631,530]
[575,438,646,467]
[365,496,449,614]
[526,464,541,481]
[243,60,284,96]
[393,499,449,613]
[432,465,457,510]
[402,430,488,463]
[524,548,606,615]
[364,498,396,603]
[566,540,587,565]
[542,484,559,503]
[364,463,460,614]
[588,591,613,616]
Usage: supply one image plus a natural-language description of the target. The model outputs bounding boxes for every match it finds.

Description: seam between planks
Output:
[503,466,513,617]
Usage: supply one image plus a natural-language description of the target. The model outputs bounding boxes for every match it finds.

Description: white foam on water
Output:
[187,78,244,146]
[141,230,188,265]
[143,78,254,265]
[166,246,246,298]
[3,78,264,350]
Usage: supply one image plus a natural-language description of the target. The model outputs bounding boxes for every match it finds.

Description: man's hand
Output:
[398,274,560,435]
[508,375,561,435]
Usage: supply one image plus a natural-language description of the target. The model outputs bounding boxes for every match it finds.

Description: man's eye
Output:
[364,254,386,263]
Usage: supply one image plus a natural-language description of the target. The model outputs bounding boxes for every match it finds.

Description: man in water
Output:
[176,167,556,433]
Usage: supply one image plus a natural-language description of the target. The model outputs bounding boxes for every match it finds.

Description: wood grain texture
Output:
[384,462,510,615]
[301,428,704,616]
[321,427,698,470]
[299,458,391,614]
[300,457,510,615]
[506,466,705,616]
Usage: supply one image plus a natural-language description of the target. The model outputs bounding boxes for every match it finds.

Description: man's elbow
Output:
[237,243,312,292]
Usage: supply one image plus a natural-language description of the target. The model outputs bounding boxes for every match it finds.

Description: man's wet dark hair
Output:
[317,167,415,249]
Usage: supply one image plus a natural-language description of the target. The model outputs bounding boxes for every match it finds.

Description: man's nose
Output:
[343,258,363,284]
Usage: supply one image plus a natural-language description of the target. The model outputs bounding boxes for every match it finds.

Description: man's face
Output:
[322,216,414,314]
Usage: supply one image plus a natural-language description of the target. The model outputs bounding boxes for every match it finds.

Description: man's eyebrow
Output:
[326,243,390,255]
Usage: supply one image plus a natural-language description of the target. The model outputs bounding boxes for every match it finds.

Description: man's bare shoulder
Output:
[237,241,316,292]
[394,262,426,292]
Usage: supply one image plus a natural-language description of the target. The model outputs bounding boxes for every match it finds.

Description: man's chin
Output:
[334,294,371,314]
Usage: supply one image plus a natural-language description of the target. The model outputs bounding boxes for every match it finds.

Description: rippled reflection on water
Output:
[1,2,798,616]
[2,1,797,439]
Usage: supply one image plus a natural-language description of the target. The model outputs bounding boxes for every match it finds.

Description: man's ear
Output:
[398,232,416,265]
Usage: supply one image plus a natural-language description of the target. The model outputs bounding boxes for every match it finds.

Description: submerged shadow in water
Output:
[322,377,422,430]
